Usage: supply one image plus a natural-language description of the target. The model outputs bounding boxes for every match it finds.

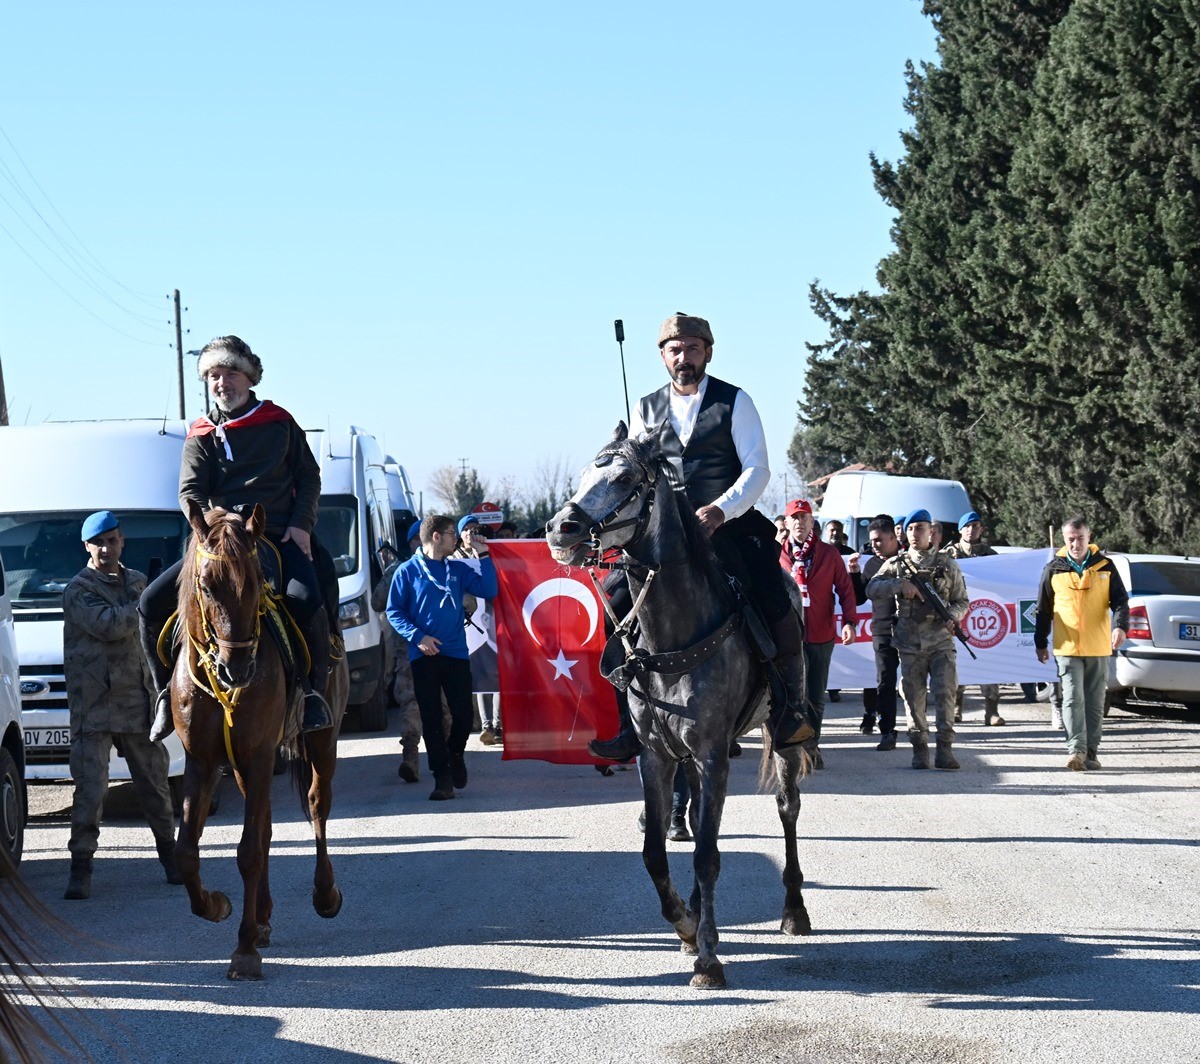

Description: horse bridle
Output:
[567,443,687,570]
[191,544,265,680]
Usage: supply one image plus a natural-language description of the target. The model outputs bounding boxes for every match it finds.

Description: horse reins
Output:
[188,542,272,773]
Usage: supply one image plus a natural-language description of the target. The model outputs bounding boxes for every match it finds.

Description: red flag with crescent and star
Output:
[490,541,618,764]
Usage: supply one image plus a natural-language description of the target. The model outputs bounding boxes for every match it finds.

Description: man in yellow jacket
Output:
[1034,515,1129,771]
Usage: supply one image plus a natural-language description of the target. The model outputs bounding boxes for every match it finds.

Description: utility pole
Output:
[174,289,185,419]
[0,352,8,426]
[459,458,470,477]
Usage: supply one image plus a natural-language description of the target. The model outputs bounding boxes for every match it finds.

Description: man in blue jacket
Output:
[386,514,497,800]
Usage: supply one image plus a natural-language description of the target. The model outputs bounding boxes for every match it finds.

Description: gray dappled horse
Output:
[545,424,812,989]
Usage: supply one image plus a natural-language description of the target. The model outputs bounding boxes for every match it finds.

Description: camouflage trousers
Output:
[391,642,423,769]
[899,640,959,744]
[68,732,175,859]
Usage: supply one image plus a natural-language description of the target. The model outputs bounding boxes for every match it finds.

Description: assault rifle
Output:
[895,553,977,659]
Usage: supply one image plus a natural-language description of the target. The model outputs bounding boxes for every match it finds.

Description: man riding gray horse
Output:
[588,312,814,761]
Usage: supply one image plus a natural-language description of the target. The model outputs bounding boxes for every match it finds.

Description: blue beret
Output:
[457,515,481,535]
[406,520,422,544]
[903,508,932,532]
[958,510,981,530]
[81,510,120,541]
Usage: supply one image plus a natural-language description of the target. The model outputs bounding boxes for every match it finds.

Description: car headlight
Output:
[338,594,370,629]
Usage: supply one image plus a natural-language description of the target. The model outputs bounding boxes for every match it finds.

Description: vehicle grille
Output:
[19,664,68,712]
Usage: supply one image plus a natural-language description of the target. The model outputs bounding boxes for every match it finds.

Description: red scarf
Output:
[188,400,293,459]
[784,529,817,607]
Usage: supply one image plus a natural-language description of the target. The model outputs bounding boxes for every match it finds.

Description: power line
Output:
[0,215,167,347]
[0,183,164,326]
[0,123,165,309]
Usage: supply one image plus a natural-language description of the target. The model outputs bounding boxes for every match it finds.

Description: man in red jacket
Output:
[780,499,857,767]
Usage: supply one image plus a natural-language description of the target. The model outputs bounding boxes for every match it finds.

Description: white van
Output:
[307,427,398,731]
[0,420,189,791]
[816,471,974,551]
[384,457,419,550]
[0,550,27,867]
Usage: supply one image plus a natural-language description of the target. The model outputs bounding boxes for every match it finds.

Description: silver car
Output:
[1108,554,1200,714]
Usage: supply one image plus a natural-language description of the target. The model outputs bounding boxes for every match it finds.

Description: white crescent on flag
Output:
[521,578,600,648]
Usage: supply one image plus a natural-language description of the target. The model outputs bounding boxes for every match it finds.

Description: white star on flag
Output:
[547,649,579,681]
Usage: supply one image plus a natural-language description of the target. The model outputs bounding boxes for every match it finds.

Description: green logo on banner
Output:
[1019,599,1038,634]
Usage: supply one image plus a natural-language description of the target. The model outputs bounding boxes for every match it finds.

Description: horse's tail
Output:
[289,737,315,823]
[758,726,778,792]
[758,726,811,792]
[0,849,98,1062]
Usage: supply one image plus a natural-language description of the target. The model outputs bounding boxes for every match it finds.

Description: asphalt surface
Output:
[12,689,1200,1063]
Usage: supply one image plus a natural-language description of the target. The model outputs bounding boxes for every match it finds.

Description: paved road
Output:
[14,690,1200,1063]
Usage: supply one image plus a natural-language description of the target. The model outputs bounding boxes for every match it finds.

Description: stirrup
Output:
[302,692,334,732]
[149,690,174,743]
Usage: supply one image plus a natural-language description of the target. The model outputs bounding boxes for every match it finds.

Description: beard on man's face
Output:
[669,363,705,386]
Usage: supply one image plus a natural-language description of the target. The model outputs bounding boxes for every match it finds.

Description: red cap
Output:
[784,499,813,517]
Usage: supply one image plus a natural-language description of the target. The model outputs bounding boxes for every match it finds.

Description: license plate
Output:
[1181,623,1200,641]
[25,727,71,749]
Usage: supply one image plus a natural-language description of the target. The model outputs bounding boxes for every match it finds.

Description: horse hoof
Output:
[227,953,263,981]
[206,892,233,923]
[781,909,812,936]
[680,940,699,956]
[314,885,343,919]
[674,909,698,950]
[690,961,726,990]
[256,923,272,948]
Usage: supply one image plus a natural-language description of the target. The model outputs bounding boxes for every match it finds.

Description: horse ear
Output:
[611,422,628,442]
[246,504,267,541]
[186,499,209,541]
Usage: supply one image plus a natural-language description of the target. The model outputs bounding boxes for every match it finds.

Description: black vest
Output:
[637,375,743,509]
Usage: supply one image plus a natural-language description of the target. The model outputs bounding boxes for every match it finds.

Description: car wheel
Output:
[354,660,388,733]
[0,747,25,872]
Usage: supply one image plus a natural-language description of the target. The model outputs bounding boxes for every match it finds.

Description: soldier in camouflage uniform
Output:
[866,509,970,770]
[946,510,1004,727]
[372,539,424,783]
[62,511,182,900]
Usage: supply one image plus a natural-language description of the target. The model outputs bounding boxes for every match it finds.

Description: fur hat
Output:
[657,312,714,348]
[197,336,263,385]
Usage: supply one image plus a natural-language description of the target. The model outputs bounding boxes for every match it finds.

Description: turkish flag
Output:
[491,541,618,764]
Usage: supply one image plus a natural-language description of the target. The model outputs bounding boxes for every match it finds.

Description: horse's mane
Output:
[177,507,258,627]
[621,434,733,603]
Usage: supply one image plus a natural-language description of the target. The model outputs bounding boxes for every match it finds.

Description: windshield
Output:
[316,495,359,577]
[1127,561,1200,598]
[0,511,190,608]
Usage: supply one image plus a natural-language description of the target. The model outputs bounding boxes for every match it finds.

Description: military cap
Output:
[81,510,120,541]
[904,508,933,532]
[958,510,981,530]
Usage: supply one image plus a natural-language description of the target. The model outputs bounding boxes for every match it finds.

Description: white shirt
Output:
[630,376,771,520]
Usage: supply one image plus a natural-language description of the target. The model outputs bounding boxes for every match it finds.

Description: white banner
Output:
[826,548,1062,688]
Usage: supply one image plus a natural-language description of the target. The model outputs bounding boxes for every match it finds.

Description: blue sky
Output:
[0,1,936,515]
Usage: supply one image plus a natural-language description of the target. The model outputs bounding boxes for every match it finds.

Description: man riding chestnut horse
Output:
[588,312,814,761]
[138,335,335,739]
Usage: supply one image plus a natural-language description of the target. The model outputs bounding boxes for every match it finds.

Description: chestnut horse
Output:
[169,501,346,980]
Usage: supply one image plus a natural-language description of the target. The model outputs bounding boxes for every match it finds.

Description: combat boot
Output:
[911,736,930,770]
[64,856,93,900]
[934,741,960,770]
[984,697,1005,727]
[667,808,692,843]
[1084,748,1102,770]
[156,838,184,885]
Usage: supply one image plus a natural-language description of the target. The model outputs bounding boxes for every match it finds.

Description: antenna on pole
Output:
[614,319,630,424]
